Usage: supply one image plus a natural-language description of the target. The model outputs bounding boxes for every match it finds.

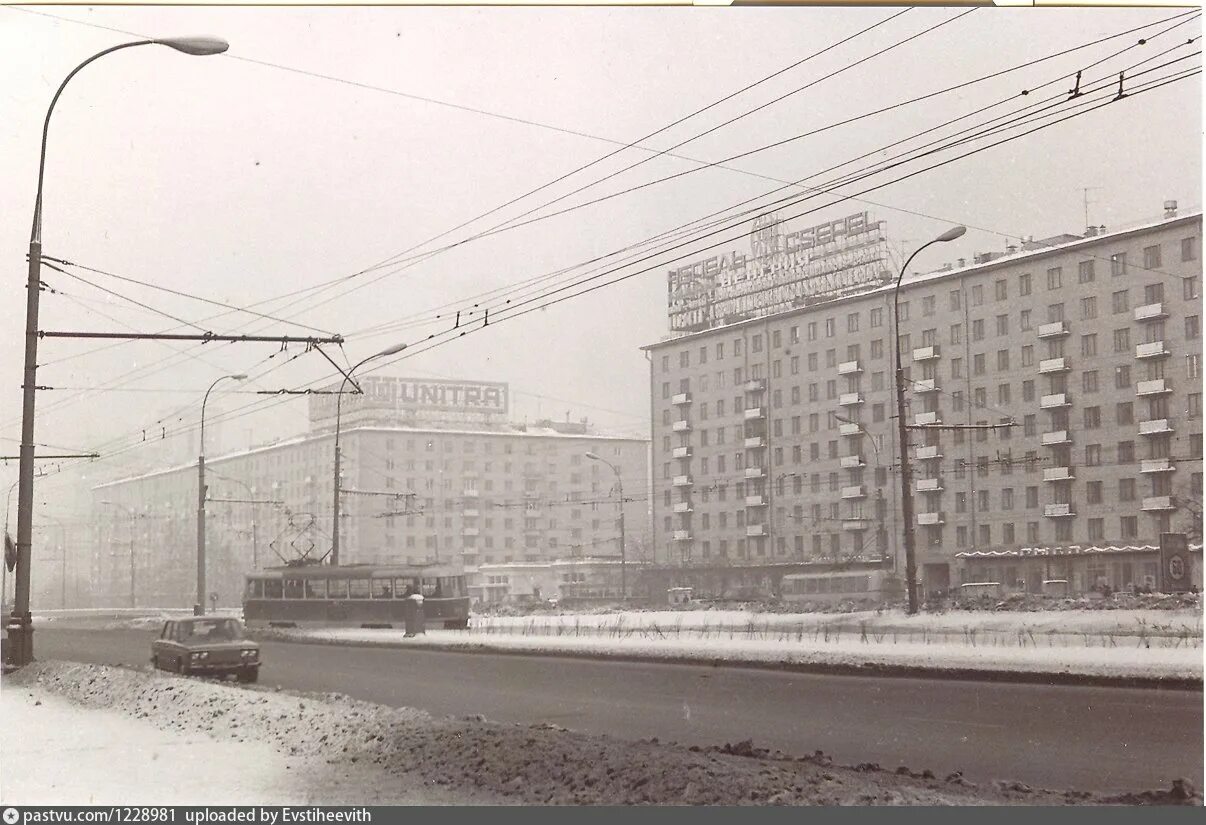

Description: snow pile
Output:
[11,661,1195,806]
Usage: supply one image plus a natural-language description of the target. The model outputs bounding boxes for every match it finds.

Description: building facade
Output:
[644,207,1203,593]
[89,377,648,608]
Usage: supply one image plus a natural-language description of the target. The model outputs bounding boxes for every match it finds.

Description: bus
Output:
[779,569,894,606]
[243,563,471,629]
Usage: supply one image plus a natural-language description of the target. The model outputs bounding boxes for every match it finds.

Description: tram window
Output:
[804,579,817,594]
[349,579,371,599]
[305,579,328,599]
[817,579,830,593]
[371,579,393,599]
[246,580,263,598]
[264,579,283,599]
[857,576,869,592]
[328,578,349,599]
[438,577,462,597]
[394,578,419,598]
[284,579,304,599]
[420,578,439,597]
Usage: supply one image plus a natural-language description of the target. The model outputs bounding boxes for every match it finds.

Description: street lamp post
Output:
[197,373,247,615]
[331,343,408,567]
[585,452,626,600]
[8,36,229,666]
[894,226,966,615]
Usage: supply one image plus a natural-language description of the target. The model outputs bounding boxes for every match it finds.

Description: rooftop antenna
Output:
[1082,186,1102,233]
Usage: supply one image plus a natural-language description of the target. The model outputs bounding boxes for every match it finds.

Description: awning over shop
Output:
[956,543,1203,560]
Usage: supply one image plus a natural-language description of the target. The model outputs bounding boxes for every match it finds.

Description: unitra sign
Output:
[310,377,509,424]
[667,211,891,332]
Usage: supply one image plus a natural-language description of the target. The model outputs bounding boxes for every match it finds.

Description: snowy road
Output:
[34,625,1203,793]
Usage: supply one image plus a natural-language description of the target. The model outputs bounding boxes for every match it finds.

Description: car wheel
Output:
[237,668,258,684]
[177,656,190,676]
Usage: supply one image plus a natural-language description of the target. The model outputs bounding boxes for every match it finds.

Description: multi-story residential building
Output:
[644,205,1202,594]
[89,377,648,608]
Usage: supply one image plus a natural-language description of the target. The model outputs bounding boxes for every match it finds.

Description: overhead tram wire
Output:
[338,19,1202,343]
[346,48,1202,349]
[25,54,1196,472]
[30,59,1196,477]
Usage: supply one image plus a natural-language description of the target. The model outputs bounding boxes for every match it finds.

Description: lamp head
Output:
[154,37,229,56]
[585,452,600,460]
[231,373,248,380]
[935,226,967,243]
[375,342,409,358]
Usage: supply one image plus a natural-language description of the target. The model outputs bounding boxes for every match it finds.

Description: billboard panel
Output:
[667,211,892,332]
[309,377,509,426]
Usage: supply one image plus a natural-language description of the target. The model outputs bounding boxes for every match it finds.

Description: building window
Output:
[1143,245,1162,269]
[996,314,1008,336]
[1019,273,1032,296]
[1021,345,1034,367]
[1047,267,1062,290]
[997,350,1009,371]
[950,289,962,311]
[847,313,860,333]
[995,279,1008,301]
[1119,478,1136,502]
[922,296,936,317]
[972,319,985,341]
[1083,371,1099,394]
[1022,380,1035,402]
[1187,316,1200,340]
[1121,516,1138,539]
[1085,444,1102,465]
[1081,334,1097,357]
[1080,296,1097,320]
[1112,290,1129,314]
[1078,260,1095,283]
[972,285,984,306]
[1088,518,1104,541]
[1116,402,1133,425]
[1118,441,1135,463]
[1185,277,1199,300]
[1110,253,1127,277]
[1115,365,1131,389]
[1183,237,1199,262]
[973,354,986,375]
[870,308,883,328]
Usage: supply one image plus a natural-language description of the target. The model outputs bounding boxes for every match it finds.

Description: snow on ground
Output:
[472,607,1203,638]
[7,661,1198,805]
[272,625,1202,681]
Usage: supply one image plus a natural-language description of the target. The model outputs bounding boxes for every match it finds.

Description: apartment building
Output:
[89,377,648,608]
[644,205,1203,593]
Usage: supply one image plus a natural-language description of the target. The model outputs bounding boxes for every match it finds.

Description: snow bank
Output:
[11,661,1192,806]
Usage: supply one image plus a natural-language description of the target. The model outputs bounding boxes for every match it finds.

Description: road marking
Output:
[902,716,1007,729]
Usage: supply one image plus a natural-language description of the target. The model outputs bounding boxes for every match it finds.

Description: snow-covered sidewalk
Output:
[0,679,481,805]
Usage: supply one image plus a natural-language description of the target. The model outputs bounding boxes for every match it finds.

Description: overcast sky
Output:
[0,4,1200,503]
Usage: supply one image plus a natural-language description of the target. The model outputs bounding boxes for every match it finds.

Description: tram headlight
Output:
[240,649,258,660]
[190,651,209,661]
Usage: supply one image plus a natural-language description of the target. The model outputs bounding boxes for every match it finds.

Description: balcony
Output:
[1141,496,1176,512]
[744,436,766,449]
[673,530,692,542]
[746,524,767,537]
[1043,466,1075,482]
[744,407,766,421]
[523,490,541,499]
[1039,357,1071,374]
[914,411,941,426]
[1041,430,1071,446]
[1134,302,1168,322]
[672,475,694,488]
[1136,341,1171,359]
[912,345,940,361]
[837,360,863,375]
[1136,379,1171,397]
[838,392,865,407]
[917,511,945,526]
[672,445,693,459]
[462,508,479,517]
[912,378,939,394]
[1038,320,1070,338]
[1043,503,1075,518]
[840,455,866,469]
[839,422,863,437]
[462,527,480,537]
[1139,418,1173,435]
[916,477,943,492]
[463,489,479,498]
[672,501,693,514]
[840,485,866,500]
[745,495,768,508]
[915,445,942,460]
[672,392,693,405]
[1040,393,1071,409]
[842,518,871,531]
[744,379,766,393]
[672,419,692,432]
[1140,457,1175,474]
[744,466,765,479]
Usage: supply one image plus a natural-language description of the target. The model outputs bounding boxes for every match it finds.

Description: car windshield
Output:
[181,618,244,641]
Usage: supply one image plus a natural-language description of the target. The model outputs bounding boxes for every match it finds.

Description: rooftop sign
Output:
[310,377,509,425]
[667,211,891,332]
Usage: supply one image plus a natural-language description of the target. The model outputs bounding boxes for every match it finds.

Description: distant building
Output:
[89,377,648,608]
[643,204,1203,594]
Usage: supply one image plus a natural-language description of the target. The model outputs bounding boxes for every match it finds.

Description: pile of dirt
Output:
[951,592,1202,613]
[7,661,1201,806]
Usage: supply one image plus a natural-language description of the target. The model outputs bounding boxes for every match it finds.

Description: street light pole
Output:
[331,343,408,567]
[585,452,625,600]
[894,226,966,615]
[197,373,246,616]
[8,36,229,666]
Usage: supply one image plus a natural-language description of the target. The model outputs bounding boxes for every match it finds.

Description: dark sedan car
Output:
[151,617,260,682]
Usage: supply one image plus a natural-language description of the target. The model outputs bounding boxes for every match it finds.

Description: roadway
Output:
[31,625,1203,793]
